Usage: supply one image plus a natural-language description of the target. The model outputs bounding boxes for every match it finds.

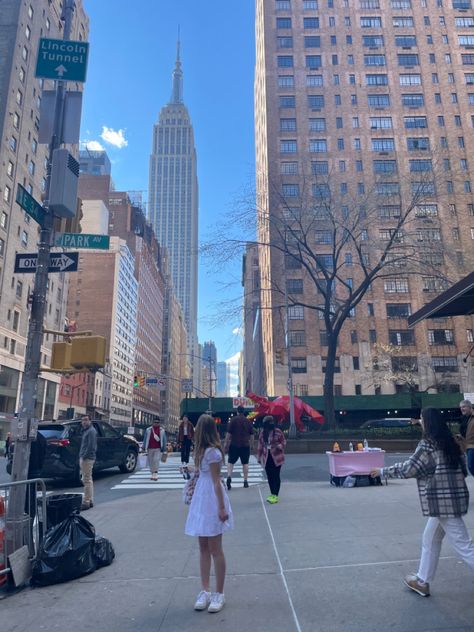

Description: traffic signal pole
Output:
[6,1,76,554]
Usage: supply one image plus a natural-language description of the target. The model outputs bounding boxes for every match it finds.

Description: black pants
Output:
[181,437,192,464]
[265,453,281,496]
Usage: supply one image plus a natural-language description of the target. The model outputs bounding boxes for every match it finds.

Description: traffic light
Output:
[275,349,285,365]
[50,336,106,371]
[133,375,146,388]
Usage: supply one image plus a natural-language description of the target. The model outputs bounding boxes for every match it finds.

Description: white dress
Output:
[185,447,234,537]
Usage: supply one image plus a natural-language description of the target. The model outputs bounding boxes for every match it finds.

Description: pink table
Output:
[326,450,385,477]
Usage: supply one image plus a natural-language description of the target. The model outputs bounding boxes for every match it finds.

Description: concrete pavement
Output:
[3,474,474,632]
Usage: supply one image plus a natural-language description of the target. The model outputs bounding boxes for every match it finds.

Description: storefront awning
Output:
[408,271,474,327]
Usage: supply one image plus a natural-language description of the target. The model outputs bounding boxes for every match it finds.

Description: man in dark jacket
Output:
[224,406,254,490]
[79,415,97,510]
[459,400,474,476]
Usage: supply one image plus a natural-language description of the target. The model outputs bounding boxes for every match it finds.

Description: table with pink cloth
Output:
[326,450,385,478]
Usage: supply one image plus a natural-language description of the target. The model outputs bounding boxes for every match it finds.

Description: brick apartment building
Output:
[252,0,474,405]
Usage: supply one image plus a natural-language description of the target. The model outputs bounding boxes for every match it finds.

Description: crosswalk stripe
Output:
[111,455,266,491]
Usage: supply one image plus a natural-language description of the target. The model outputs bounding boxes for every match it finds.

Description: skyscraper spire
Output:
[171,33,183,104]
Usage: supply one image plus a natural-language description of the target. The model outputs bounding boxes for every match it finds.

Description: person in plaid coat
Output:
[371,407,474,597]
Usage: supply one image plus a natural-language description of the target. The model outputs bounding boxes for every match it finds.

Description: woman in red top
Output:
[257,415,286,504]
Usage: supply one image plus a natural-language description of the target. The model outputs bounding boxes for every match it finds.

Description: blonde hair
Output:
[193,414,224,469]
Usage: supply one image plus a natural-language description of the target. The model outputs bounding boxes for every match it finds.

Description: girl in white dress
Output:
[185,414,233,613]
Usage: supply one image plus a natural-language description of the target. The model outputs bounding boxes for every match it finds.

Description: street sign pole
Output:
[7,1,77,554]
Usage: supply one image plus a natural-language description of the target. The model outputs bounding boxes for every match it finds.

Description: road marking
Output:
[111,455,265,491]
[259,487,302,632]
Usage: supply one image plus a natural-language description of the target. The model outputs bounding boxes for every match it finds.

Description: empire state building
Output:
[148,43,199,374]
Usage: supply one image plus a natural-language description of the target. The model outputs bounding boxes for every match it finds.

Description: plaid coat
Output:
[257,428,286,467]
[384,439,469,517]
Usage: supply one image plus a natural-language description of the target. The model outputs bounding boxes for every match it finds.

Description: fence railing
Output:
[1,478,47,583]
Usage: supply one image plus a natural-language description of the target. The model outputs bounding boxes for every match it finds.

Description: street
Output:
[0,452,412,503]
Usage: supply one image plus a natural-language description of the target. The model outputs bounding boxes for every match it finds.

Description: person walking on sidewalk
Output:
[79,415,97,511]
[143,416,167,481]
[178,414,194,479]
[185,414,233,614]
[257,415,286,504]
[371,407,474,597]
[224,406,254,489]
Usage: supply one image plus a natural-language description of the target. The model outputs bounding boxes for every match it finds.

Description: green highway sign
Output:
[16,184,45,226]
[55,233,110,250]
[35,38,89,82]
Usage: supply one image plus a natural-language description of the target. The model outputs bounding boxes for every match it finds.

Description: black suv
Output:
[7,420,138,481]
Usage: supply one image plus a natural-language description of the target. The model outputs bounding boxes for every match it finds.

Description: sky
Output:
[81,1,256,393]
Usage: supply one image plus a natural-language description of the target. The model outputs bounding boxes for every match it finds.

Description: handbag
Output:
[183,470,199,505]
[160,451,168,463]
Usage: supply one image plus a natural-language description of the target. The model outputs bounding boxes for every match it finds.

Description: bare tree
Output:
[369,342,461,407]
[204,160,456,430]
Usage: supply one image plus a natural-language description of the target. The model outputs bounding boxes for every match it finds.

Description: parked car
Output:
[6,419,139,480]
[360,418,413,430]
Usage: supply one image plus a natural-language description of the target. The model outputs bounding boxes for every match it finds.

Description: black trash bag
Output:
[31,513,97,586]
[94,536,115,568]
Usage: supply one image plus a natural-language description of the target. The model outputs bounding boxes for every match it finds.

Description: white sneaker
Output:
[208,592,225,613]
[194,590,211,611]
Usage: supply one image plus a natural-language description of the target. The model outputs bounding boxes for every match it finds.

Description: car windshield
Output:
[37,426,65,439]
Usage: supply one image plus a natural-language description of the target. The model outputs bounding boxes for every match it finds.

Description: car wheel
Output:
[119,450,137,473]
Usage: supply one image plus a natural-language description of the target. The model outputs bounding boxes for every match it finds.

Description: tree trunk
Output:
[323,337,338,431]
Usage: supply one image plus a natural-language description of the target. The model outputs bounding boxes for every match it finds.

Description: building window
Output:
[389,330,415,346]
[288,305,304,320]
[16,281,23,299]
[278,75,294,88]
[384,279,409,293]
[291,358,307,374]
[432,357,458,373]
[322,357,340,373]
[428,329,454,345]
[286,279,303,294]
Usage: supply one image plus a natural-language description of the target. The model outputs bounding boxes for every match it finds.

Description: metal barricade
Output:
[0,478,47,584]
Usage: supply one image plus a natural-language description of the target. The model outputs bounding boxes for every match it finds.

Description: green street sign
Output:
[16,184,45,226]
[35,38,89,82]
[54,233,110,250]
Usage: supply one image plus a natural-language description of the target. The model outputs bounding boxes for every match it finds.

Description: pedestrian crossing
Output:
[111,454,265,491]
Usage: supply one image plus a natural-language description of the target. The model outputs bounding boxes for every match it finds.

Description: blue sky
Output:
[81,1,255,384]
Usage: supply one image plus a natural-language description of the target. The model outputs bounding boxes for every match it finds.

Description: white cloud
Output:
[100,126,128,149]
[80,139,105,151]
[232,327,242,336]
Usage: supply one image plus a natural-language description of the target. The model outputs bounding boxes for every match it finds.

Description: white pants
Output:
[418,516,474,583]
[147,448,161,474]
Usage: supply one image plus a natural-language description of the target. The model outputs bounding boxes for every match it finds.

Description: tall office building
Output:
[79,149,112,177]
[254,0,474,399]
[148,43,199,385]
[0,1,89,429]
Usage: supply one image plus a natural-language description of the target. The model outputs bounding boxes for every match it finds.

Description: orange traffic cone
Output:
[0,496,6,586]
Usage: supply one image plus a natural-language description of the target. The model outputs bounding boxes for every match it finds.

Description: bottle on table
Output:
[363,438,369,451]
[349,442,354,452]
[357,442,364,451]
[332,441,341,452]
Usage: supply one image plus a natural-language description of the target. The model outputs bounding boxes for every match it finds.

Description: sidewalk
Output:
[3,476,474,632]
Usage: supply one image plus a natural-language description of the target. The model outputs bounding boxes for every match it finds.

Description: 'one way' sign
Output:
[14,252,79,274]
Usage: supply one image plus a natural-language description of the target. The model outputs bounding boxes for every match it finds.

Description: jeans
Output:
[466,448,474,477]
[417,516,474,583]
[265,453,282,496]
[180,437,192,464]
[80,458,95,505]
